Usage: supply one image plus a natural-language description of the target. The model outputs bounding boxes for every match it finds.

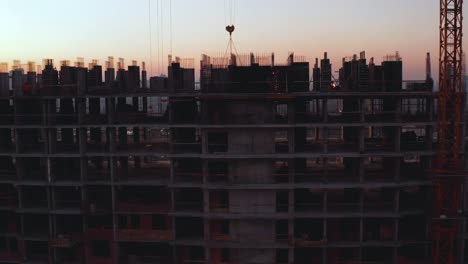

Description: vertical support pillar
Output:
[359,126,365,153]
[323,98,328,123]
[109,156,118,263]
[395,127,401,153]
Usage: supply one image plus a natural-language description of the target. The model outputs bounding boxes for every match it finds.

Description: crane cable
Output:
[170,0,173,58]
[155,0,159,75]
[160,0,164,75]
[148,0,153,76]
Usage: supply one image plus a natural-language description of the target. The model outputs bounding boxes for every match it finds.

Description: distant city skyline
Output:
[1,0,464,80]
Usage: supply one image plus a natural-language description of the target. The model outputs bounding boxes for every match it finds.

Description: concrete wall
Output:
[226,101,274,124]
[228,129,274,154]
[230,220,274,242]
[232,248,275,264]
[229,190,276,214]
[229,160,274,184]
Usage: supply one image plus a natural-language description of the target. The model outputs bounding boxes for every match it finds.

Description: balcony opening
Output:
[362,247,393,263]
[52,158,81,182]
[17,157,46,181]
[22,186,47,209]
[210,220,230,241]
[116,186,170,213]
[55,128,79,153]
[175,188,203,212]
[0,157,15,181]
[294,248,322,264]
[54,187,82,210]
[87,186,112,214]
[275,103,288,123]
[87,157,111,182]
[401,97,428,121]
[275,130,289,153]
[172,128,201,153]
[152,215,167,230]
[0,185,17,209]
[86,127,108,152]
[328,157,360,182]
[275,220,288,242]
[207,131,228,153]
[174,159,202,183]
[171,100,199,123]
[24,241,48,262]
[176,246,205,264]
[87,215,113,230]
[55,215,82,235]
[17,128,43,153]
[363,218,394,241]
[400,186,427,211]
[119,242,172,263]
[294,189,323,212]
[363,188,394,212]
[398,245,428,263]
[208,161,228,183]
[91,240,111,257]
[399,216,427,241]
[295,99,322,123]
[327,219,360,242]
[401,126,427,151]
[23,214,48,237]
[295,158,324,183]
[210,191,229,213]
[327,248,359,264]
[294,219,323,243]
[295,127,323,152]
[276,191,289,212]
[327,189,360,212]
[175,218,204,240]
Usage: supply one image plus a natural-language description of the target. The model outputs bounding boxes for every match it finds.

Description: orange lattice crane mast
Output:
[433,0,465,264]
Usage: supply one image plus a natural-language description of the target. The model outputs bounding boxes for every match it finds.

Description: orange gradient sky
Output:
[1,0,465,80]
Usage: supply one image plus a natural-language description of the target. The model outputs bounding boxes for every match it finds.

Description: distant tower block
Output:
[0,63,8,97]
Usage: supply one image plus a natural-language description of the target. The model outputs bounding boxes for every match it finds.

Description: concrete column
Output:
[48,128,57,154]
[323,191,328,214]
[425,125,433,151]
[394,158,401,182]
[360,98,365,123]
[201,130,208,154]
[106,97,115,124]
[203,190,210,246]
[395,127,401,152]
[322,248,327,264]
[359,158,365,183]
[79,128,87,155]
[394,190,400,242]
[288,189,294,214]
[80,157,87,182]
[395,97,402,122]
[288,128,295,153]
[288,101,295,124]
[108,128,116,153]
[322,99,328,123]
[288,218,294,263]
[109,157,118,260]
[77,98,86,124]
[427,96,434,122]
[359,127,365,153]
[359,217,364,242]
[13,128,19,154]
[323,127,329,154]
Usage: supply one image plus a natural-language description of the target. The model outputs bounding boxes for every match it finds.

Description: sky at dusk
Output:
[0,0,464,80]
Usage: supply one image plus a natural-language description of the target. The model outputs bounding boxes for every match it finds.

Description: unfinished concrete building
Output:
[0,52,436,264]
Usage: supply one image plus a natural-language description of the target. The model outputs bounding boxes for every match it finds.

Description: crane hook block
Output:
[226,25,235,36]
